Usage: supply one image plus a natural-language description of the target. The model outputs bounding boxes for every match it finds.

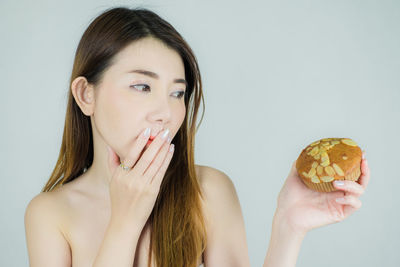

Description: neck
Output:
[83,120,115,193]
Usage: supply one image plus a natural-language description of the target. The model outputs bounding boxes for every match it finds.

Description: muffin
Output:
[296,137,362,192]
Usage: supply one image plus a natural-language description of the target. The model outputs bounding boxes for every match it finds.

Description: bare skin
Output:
[25,37,250,267]
[33,165,197,266]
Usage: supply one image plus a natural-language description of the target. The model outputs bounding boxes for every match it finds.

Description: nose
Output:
[148,94,172,125]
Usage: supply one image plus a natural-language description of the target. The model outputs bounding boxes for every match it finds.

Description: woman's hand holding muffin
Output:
[263,138,370,267]
[275,150,369,234]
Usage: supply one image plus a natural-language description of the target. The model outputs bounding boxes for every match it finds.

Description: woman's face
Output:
[91,37,187,160]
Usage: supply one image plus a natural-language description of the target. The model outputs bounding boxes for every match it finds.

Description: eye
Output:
[130,84,150,92]
[130,84,185,99]
[173,91,186,99]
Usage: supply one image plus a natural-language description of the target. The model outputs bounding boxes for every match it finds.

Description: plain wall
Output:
[1,0,399,266]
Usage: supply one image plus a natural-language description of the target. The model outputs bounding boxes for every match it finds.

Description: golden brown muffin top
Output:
[296,138,362,184]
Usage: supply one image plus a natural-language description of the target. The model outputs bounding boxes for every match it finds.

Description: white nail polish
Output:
[162,129,170,139]
[335,180,344,187]
[336,197,346,203]
[143,127,151,138]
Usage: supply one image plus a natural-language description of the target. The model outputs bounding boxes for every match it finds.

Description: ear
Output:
[71,76,95,116]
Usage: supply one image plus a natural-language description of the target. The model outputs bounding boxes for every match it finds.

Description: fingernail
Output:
[336,197,346,203]
[162,128,170,139]
[169,144,175,152]
[167,137,172,143]
[335,180,345,187]
[143,127,151,138]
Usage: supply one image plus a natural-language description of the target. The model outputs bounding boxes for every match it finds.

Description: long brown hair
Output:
[42,7,207,267]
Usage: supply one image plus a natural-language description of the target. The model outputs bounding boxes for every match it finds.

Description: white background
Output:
[1,0,399,266]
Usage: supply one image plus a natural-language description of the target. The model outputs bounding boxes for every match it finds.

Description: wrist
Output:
[263,210,307,267]
[272,209,307,239]
[108,217,144,238]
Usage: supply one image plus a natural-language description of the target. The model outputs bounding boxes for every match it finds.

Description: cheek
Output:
[179,105,186,123]
[174,104,186,131]
[93,91,142,156]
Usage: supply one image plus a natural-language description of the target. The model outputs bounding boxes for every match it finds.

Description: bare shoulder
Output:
[194,164,250,266]
[195,164,238,202]
[25,188,72,267]
[25,189,66,225]
[25,182,76,220]
[194,164,242,224]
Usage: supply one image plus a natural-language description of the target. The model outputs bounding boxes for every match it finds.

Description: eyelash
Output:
[130,84,186,99]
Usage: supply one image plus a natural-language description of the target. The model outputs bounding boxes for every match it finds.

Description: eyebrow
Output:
[128,69,188,88]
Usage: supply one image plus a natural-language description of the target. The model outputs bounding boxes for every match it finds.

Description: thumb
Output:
[290,160,298,175]
[287,160,300,183]
[107,145,121,177]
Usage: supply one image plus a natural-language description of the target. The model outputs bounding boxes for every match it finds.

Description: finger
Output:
[118,128,151,171]
[151,143,175,189]
[335,195,362,210]
[358,158,370,190]
[288,160,299,180]
[143,141,172,181]
[291,160,297,174]
[333,180,365,197]
[134,128,171,175]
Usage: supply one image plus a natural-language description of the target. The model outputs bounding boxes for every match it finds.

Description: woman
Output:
[24,7,370,267]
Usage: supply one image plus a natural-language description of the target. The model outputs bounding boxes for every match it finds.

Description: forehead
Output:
[110,37,185,78]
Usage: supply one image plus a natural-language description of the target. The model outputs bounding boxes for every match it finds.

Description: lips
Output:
[141,127,164,145]
[147,134,156,145]
[149,128,164,140]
